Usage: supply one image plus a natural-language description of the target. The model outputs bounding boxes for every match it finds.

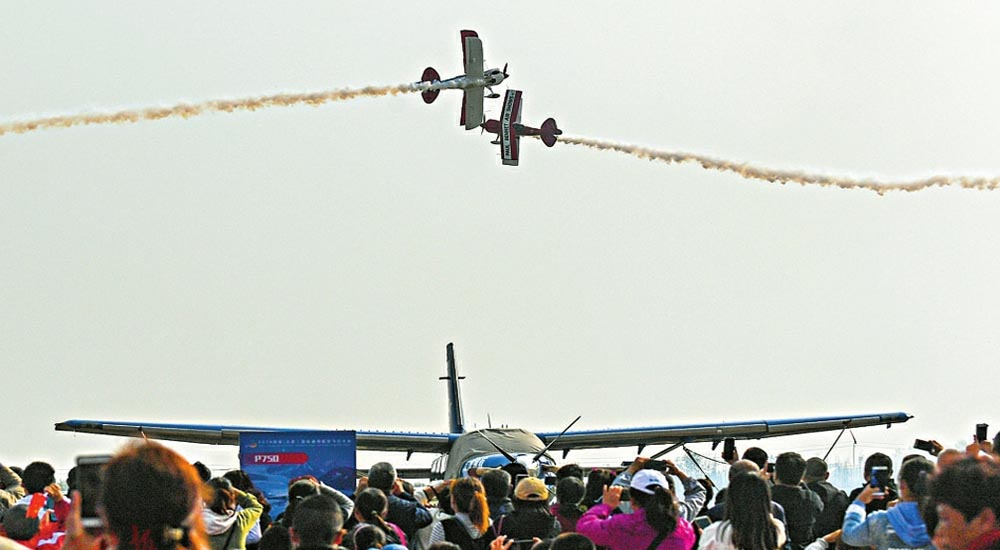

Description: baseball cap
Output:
[629,470,671,495]
[514,476,549,501]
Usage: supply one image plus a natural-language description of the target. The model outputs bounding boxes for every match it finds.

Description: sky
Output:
[2,1,999,477]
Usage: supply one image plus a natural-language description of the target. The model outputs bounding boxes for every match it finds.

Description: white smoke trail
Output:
[557,136,1000,194]
[0,82,446,137]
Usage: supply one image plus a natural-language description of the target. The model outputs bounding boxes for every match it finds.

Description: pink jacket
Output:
[577,504,695,550]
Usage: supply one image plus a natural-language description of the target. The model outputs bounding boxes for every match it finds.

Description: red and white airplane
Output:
[418,30,508,130]
[482,89,562,166]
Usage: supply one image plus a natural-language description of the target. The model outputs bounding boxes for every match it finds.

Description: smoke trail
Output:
[0,82,444,137]
[557,136,1000,194]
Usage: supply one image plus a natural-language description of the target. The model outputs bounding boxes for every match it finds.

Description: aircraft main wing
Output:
[534,412,912,452]
[461,30,485,130]
[500,90,522,166]
[54,419,453,454]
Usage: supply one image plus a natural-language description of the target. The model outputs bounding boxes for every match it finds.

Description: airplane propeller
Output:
[532,415,582,463]
[477,429,519,464]
[502,62,509,79]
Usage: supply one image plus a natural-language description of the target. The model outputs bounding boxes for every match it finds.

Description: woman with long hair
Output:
[699,473,785,550]
[350,489,406,548]
[61,441,211,550]
[577,470,694,550]
[429,477,495,550]
[202,477,263,550]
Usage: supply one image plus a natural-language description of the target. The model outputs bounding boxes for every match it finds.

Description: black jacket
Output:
[770,484,824,550]
[806,480,849,536]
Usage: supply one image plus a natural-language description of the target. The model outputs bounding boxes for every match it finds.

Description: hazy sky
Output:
[2,1,999,474]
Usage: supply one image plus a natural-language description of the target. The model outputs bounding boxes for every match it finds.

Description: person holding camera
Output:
[60,441,211,550]
[611,458,707,522]
[577,469,694,550]
[840,457,935,550]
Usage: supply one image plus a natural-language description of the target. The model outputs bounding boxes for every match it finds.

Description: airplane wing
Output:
[461,31,485,130]
[53,419,453,454]
[534,412,911,453]
[501,89,522,166]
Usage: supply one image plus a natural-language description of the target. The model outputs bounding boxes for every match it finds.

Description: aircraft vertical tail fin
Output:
[442,343,466,434]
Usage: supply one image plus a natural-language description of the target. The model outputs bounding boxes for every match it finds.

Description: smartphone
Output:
[642,460,668,471]
[870,465,889,497]
[693,516,712,529]
[765,462,775,474]
[722,438,736,462]
[914,439,935,453]
[976,423,989,443]
[76,455,112,529]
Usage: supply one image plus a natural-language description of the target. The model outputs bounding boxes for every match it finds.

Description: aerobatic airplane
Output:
[482,89,562,166]
[418,30,508,130]
[55,344,912,481]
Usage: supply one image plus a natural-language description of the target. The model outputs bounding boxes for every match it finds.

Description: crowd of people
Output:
[3,432,999,550]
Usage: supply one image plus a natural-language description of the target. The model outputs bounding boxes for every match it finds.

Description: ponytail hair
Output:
[631,485,678,535]
[451,477,490,535]
[353,488,400,545]
[899,457,935,499]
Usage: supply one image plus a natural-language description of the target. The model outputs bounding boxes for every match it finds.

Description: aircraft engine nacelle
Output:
[420,67,441,104]
[540,118,562,147]
[482,119,501,135]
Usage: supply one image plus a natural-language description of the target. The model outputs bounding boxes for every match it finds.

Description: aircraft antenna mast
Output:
[441,343,466,434]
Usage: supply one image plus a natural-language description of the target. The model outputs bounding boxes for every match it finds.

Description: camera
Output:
[976,423,989,443]
[913,439,935,453]
[75,455,112,529]
[870,465,890,497]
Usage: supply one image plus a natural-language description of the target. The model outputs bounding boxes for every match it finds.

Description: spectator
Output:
[279,480,353,534]
[556,466,584,483]
[549,533,595,550]
[803,458,848,537]
[577,469,695,550]
[841,457,934,550]
[19,464,56,500]
[699,473,786,550]
[60,441,210,550]
[350,489,406,548]
[928,457,1000,550]
[202,477,263,550]
[707,461,788,529]
[2,500,66,550]
[256,525,290,550]
[2,462,26,513]
[428,478,494,550]
[581,471,615,511]
[847,454,897,515]
[743,449,770,472]
[480,470,514,522]
[611,458,706,522]
[193,463,213,484]
[290,494,347,550]
[937,450,964,472]
[770,453,822,550]
[222,471,271,550]
[695,479,715,518]
[496,477,560,543]
[550,478,585,533]
[351,524,405,550]
[366,463,432,542]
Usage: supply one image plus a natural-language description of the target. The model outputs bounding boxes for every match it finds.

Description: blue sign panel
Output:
[239,430,356,516]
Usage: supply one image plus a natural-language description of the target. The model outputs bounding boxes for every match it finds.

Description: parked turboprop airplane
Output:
[55,344,911,481]
[482,89,562,166]
[418,30,508,130]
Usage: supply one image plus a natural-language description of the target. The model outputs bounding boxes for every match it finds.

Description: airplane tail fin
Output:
[442,343,466,434]
[420,67,441,104]
[540,118,561,147]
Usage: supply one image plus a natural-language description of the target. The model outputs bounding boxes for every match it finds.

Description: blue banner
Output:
[239,430,356,516]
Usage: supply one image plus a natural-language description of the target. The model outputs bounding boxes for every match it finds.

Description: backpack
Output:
[441,517,495,550]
